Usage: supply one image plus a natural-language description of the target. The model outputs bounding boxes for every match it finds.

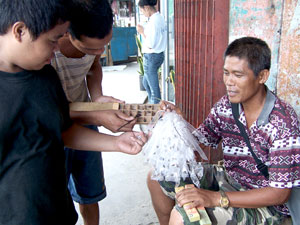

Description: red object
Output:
[174,0,229,163]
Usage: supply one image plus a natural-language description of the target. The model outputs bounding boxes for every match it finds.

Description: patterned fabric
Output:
[160,164,286,225]
[193,88,300,214]
[51,51,96,102]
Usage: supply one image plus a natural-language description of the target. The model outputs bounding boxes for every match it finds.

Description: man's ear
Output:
[66,32,74,41]
[11,22,27,42]
[258,69,270,84]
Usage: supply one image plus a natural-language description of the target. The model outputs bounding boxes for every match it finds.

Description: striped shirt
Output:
[51,51,96,102]
[193,88,300,214]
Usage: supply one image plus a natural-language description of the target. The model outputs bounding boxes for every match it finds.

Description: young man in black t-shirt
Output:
[0,1,147,224]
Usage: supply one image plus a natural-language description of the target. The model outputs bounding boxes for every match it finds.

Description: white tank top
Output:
[51,51,96,102]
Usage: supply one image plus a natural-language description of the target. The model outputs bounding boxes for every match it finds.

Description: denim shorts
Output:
[65,125,106,204]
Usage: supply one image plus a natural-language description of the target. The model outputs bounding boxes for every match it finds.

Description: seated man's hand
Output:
[160,100,184,117]
[175,185,220,209]
[115,131,147,155]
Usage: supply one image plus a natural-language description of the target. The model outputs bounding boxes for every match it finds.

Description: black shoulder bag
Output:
[231,103,269,179]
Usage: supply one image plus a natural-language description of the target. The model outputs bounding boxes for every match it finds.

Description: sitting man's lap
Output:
[159,163,285,225]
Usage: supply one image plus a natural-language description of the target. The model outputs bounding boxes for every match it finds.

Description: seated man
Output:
[148,37,300,225]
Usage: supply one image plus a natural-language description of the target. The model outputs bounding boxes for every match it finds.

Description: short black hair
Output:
[224,37,271,77]
[68,0,113,40]
[0,0,70,40]
[138,0,157,7]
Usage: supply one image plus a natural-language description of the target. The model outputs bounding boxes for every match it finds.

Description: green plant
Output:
[135,35,144,76]
[166,69,175,92]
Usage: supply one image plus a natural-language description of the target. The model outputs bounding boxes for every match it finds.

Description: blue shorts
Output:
[65,125,106,204]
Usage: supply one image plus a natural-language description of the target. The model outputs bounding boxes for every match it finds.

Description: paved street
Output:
[75,62,159,225]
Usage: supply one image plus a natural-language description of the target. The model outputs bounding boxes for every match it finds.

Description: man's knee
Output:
[146,171,169,201]
[147,171,160,191]
[147,170,174,211]
[169,208,184,225]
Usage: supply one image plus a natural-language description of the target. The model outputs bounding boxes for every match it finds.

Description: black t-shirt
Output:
[0,65,77,225]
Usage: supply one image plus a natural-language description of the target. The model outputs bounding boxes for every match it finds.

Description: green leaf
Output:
[135,35,144,76]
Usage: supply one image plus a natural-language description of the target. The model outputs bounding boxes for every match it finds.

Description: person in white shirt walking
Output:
[137,0,167,104]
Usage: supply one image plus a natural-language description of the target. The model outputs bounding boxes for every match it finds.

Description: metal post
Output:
[161,0,170,101]
[134,0,137,26]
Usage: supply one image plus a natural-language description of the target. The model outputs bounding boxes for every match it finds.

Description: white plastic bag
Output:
[143,111,208,187]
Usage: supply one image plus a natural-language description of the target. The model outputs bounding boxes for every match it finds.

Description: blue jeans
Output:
[65,125,106,204]
[143,52,164,104]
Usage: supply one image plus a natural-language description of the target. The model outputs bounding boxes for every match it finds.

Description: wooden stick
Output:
[69,102,119,111]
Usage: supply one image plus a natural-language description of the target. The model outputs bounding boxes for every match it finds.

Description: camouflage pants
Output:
[159,163,285,225]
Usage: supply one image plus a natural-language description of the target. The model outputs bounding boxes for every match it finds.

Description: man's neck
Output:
[242,86,267,129]
[149,9,157,17]
[0,41,23,73]
[58,35,85,58]
[0,58,23,73]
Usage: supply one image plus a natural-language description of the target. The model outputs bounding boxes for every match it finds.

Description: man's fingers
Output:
[116,111,135,121]
[132,132,147,144]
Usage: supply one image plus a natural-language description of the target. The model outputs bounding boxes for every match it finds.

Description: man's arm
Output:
[86,55,123,103]
[86,55,103,101]
[77,55,135,131]
[175,185,291,209]
[62,123,146,154]
[136,24,146,39]
[160,100,292,208]
[70,110,136,132]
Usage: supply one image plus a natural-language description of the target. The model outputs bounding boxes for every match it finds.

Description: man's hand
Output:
[160,100,184,117]
[94,95,124,104]
[70,110,135,131]
[115,131,147,155]
[175,185,220,209]
[98,110,136,132]
[62,123,147,154]
[136,24,144,35]
[175,185,291,210]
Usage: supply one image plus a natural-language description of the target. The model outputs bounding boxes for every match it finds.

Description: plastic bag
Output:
[142,111,208,187]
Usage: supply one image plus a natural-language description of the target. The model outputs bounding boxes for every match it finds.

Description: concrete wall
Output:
[229,0,300,116]
[277,1,300,116]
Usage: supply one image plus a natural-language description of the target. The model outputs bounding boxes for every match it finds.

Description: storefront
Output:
[135,0,175,102]
[108,0,176,101]
[109,0,138,63]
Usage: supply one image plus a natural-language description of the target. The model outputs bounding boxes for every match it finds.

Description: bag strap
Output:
[231,103,269,179]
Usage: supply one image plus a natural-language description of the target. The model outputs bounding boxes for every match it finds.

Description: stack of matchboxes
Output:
[175,185,212,225]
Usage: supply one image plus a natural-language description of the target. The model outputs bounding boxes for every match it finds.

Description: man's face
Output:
[139,7,151,18]
[223,56,263,104]
[16,22,69,71]
[69,28,113,55]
